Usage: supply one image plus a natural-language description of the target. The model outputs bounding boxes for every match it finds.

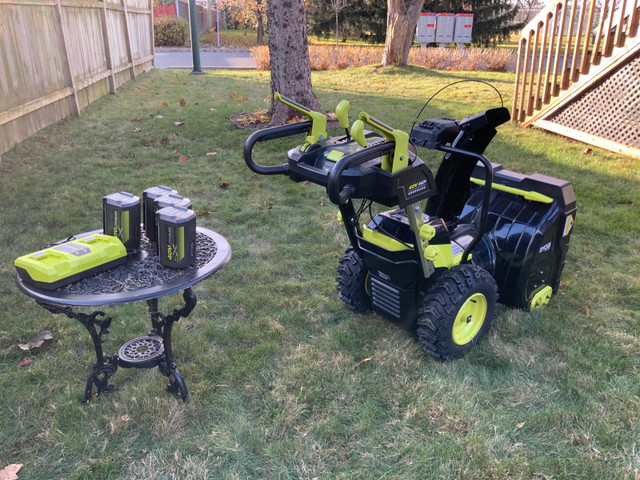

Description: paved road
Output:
[154,48,256,70]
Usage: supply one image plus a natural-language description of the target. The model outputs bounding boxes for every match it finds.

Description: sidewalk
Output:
[154,47,256,70]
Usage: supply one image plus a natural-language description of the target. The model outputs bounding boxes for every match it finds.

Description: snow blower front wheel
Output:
[336,247,371,314]
[417,264,498,360]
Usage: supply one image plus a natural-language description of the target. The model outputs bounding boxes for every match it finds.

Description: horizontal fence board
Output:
[0,5,68,112]
[0,87,72,126]
[0,0,153,155]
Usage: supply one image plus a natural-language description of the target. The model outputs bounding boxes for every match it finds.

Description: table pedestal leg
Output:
[147,288,197,402]
[38,302,118,403]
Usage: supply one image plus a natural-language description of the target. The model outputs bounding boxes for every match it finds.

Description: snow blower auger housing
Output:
[243,93,576,360]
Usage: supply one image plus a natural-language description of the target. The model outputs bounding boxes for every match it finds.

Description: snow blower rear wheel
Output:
[417,264,498,360]
[336,247,371,314]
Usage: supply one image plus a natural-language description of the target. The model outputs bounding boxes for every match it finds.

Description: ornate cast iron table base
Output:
[39,288,197,403]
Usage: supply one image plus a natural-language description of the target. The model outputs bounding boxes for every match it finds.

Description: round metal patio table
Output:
[15,227,231,403]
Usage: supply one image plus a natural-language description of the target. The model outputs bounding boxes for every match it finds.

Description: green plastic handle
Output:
[350,120,367,147]
[335,100,350,129]
[357,112,409,172]
[274,92,327,146]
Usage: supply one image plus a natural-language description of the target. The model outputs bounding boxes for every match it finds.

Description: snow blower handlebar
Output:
[243,93,330,175]
[243,120,311,176]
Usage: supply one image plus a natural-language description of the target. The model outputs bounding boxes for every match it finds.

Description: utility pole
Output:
[188,0,205,73]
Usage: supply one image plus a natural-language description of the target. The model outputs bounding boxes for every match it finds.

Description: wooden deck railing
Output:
[512,0,640,124]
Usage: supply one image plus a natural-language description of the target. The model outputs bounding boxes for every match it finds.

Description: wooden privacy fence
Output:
[0,0,155,156]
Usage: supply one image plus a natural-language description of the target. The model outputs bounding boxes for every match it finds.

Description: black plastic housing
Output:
[459,162,577,308]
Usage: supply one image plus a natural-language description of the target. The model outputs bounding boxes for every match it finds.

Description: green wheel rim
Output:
[452,293,488,345]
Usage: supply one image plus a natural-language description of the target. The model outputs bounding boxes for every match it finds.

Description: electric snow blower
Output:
[243,89,576,360]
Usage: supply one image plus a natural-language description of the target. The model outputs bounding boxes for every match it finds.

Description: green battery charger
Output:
[14,234,127,290]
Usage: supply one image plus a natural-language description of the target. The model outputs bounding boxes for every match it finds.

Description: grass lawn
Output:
[0,66,639,479]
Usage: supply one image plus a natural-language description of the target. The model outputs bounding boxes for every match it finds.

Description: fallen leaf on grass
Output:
[583,304,591,315]
[206,152,217,156]
[357,357,372,368]
[0,463,22,480]
[148,136,157,142]
[516,421,526,429]
[173,121,185,127]
[583,148,592,155]
[162,102,169,107]
[156,115,164,119]
[179,98,187,106]
[133,128,142,132]
[131,117,142,122]
[219,182,230,189]
[161,137,170,144]
[624,200,634,205]
[18,359,33,367]
[18,331,53,351]
[209,108,217,112]
[195,210,210,217]
[178,156,188,163]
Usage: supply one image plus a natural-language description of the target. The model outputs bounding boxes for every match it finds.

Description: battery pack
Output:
[103,192,141,251]
[156,206,196,269]
[153,193,192,212]
[143,185,177,242]
[14,234,127,290]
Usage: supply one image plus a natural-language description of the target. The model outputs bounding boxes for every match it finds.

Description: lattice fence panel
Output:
[546,52,640,149]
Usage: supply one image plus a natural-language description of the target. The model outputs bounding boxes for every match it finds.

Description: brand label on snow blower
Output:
[539,242,552,253]
[563,215,574,237]
[407,179,428,198]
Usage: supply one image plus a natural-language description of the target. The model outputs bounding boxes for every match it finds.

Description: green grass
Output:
[1,67,639,479]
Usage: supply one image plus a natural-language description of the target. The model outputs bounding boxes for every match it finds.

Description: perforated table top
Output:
[16,227,231,307]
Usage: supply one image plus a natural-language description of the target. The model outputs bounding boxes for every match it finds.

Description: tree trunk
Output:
[256,0,264,45]
[256,14,264,44]
[381,0,425,66]
[267,0,324,126]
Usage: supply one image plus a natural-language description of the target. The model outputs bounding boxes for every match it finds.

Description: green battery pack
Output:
[103,192,141,251]
[14,234,127,290]
[143,185,177,242]
[156,206,197,269]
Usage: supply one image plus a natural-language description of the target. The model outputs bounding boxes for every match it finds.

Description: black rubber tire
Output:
[336,247,371,314]
[417,264,498,360]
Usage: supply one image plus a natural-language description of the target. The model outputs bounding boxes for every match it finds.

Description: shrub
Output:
[409,47,451,70]
[249,45,515,73]
[482,49,515,72]
[250,46,270,70]
[154,16,189,47]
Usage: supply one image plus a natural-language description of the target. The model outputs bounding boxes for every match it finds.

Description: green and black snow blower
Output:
[243,90,576,360]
